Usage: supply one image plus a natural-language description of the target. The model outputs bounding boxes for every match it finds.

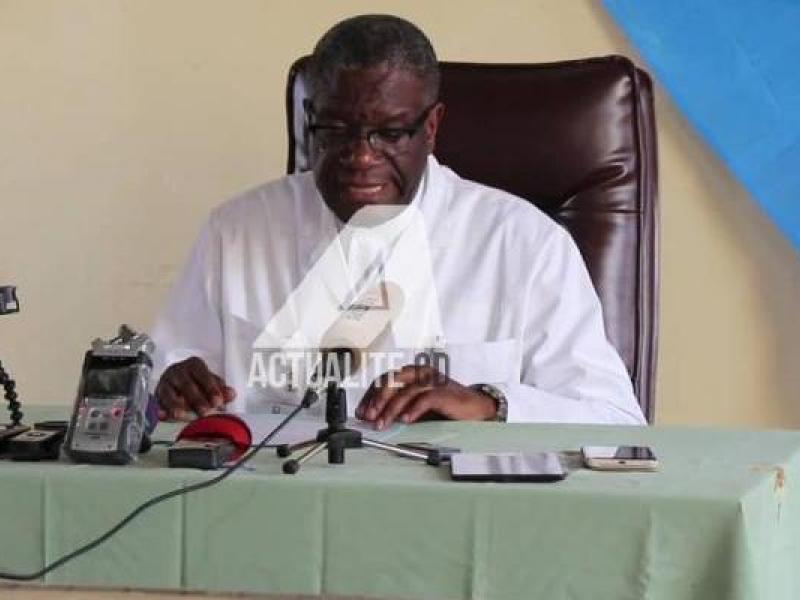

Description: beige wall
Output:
[2,0,798,427]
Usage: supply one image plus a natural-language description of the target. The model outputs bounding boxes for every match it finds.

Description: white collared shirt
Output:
[151,156,646,424]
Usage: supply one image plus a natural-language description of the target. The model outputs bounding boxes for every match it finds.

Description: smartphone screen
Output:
[450,452,566,482]
[581,446,658,471]
[583,446,656,460]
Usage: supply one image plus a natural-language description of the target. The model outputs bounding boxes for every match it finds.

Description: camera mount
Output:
[0,286,19,316]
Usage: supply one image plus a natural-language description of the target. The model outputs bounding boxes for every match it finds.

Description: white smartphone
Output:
[581,445,659,471]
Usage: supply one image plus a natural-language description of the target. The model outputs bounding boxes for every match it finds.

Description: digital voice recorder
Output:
[64,325,155,465]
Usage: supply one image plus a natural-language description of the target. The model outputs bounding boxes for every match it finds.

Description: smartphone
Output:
[450,452,567,482]
[581,445,659,471]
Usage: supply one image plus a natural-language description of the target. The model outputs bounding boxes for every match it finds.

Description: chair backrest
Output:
[285,55,659,422]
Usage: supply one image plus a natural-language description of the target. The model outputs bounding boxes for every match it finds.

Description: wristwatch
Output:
[470,383,508,422]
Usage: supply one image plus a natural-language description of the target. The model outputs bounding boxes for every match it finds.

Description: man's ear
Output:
[425,102,446,153]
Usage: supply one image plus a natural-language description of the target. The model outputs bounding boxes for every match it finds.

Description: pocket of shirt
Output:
[443,339,521,387]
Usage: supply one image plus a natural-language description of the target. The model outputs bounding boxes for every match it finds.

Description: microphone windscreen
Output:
[175,413,252,459]
[319,281,405,360]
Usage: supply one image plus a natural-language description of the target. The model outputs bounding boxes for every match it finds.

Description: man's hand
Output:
[355,364,496,429]
[155,357,236,421]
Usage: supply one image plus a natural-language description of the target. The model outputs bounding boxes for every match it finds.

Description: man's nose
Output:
[339,136,383,167]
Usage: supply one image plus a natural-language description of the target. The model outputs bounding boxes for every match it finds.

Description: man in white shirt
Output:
[152,15,646,427]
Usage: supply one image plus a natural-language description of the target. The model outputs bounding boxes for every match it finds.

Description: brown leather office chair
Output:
[285,56,659,422]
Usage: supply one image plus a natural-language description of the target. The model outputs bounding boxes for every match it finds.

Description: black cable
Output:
[0,403,307,581]
[0,360,23,427]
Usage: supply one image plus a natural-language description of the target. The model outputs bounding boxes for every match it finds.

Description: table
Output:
[1,407,799,600]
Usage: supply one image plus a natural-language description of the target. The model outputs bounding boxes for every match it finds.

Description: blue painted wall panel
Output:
[604,0,800,253]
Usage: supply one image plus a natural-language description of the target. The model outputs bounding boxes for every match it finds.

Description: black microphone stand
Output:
[0,362,25,443]
[1,286,28,448]
[276,380,441,474]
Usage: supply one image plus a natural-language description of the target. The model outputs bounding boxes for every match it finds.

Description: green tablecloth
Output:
[1,407,799,600]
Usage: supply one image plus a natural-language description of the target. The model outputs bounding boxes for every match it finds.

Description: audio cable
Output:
[0,392,316,581]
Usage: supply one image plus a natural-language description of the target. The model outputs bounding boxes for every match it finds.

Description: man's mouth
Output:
[342,182,387,201]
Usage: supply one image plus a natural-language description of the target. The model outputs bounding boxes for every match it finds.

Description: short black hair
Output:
[308,14,440,103]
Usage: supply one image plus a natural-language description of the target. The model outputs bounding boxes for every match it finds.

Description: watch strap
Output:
[470,383,508,422]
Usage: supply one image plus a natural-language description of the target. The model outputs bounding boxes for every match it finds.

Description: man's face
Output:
[309,65,443,222]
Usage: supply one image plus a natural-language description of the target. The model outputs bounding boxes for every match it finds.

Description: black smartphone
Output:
[450,452,567,482]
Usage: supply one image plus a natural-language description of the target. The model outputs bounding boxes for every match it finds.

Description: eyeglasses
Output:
[306,101,437,156]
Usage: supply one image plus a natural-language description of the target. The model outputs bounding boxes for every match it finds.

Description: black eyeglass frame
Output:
[304,99,439,156]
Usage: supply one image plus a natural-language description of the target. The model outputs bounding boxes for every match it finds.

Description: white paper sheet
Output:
[240,412,404,446]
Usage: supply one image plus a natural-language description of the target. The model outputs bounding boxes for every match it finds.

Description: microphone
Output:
[313,347,359,385]
[312,280,405,386]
